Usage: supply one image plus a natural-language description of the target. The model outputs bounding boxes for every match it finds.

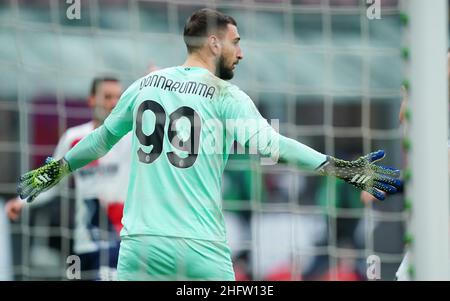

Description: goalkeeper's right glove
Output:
[17,157,71,203]
[316,150,402,200]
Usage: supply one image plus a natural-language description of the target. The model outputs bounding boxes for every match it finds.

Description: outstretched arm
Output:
[315,149,401,200]
[17,79,138,203]
[9,128,72,211]
[221,85,402,201]
[64,125,122,171]
[256,127,401,200]
[17,125,122,203]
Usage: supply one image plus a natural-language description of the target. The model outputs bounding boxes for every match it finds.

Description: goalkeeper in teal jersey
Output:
[17,8,402,280]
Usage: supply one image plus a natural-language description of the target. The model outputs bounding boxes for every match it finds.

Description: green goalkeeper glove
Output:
[17,157,71,203]
[316,150,402,200]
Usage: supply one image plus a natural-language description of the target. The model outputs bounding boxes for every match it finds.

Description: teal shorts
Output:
[117,235,235,281]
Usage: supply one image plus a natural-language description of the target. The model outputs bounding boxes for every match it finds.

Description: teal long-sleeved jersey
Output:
[65,66,326,241]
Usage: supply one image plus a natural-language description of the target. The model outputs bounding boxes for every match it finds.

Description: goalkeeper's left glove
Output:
[17,157,71,203]
[316,150,402,200]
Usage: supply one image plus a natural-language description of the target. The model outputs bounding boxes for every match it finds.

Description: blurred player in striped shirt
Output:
[6,77,131,280]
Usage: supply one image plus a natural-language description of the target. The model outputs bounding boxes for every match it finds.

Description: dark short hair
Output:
[90,76,120,96]
[183,8,237,53]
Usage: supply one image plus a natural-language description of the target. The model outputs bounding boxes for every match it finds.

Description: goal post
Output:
[408,0,450,281]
